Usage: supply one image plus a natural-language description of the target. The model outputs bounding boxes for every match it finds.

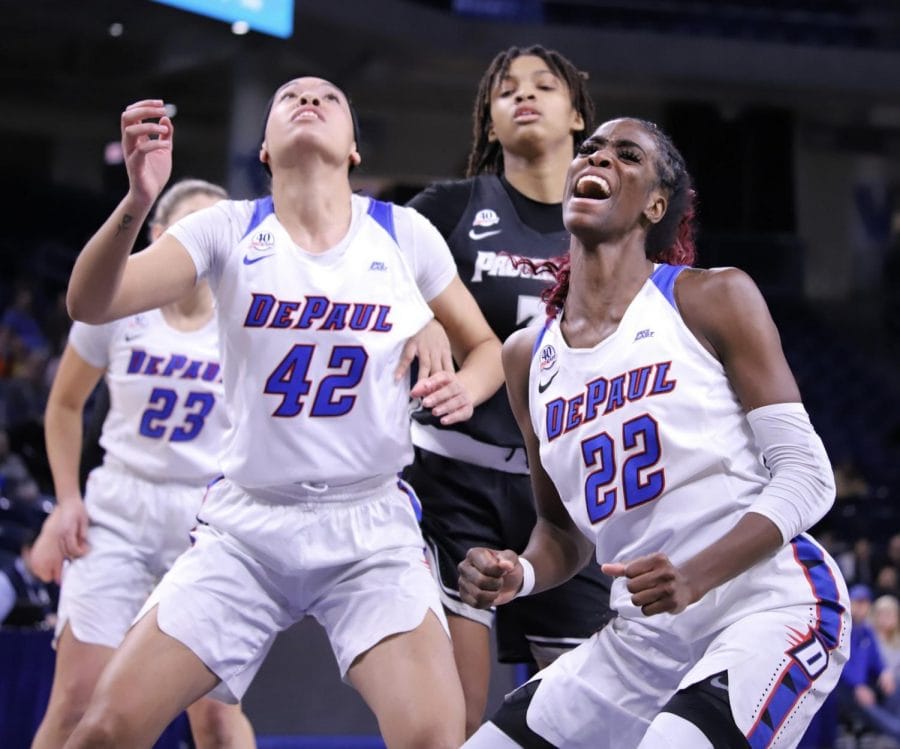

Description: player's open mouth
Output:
[574,174,611,200]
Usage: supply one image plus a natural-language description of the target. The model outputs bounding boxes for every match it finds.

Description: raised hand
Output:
[121,99,174,206]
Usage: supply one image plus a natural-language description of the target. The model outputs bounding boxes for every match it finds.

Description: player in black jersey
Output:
[402,44,614,736]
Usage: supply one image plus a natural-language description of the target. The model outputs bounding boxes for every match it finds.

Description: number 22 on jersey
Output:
[581,413,665,523]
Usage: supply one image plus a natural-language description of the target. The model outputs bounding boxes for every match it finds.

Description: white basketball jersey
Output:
[68,310,224,484]
[530,264,771,577]
[169,193,456,491]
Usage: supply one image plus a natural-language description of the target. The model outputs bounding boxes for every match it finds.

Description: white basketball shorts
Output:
[137,475,448,703]
[56,460,204,648]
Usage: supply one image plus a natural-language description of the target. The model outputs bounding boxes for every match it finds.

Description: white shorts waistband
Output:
[411,421,529,475]
[233,473,398,504]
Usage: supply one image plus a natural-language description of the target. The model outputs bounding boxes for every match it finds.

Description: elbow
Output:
[812,467,837,523]
[66,290,104,325]
[821,465,837,510]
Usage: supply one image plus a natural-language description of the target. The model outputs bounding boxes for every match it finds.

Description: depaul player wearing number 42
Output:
[59,75,502,749]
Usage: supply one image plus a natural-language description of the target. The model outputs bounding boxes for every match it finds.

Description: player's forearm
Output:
[44,400,86,505]
[455,337,504,407]
[678,512,783,604]
[521,518,594,596]
[67,192,154,323]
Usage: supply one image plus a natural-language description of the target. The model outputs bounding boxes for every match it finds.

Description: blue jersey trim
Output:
[531,318,554,358]
[746,536,846,748]
[650,264,687,310]
[367,198,398,245]
[396,476,422,522]
[241,196,275,241]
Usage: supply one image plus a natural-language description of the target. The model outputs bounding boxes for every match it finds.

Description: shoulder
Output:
[408,178,475,208]
[675,265,783,367]
[502,324,542,374]
[675,266,760,303]
[676,267,768,331]
[406,178,475,236]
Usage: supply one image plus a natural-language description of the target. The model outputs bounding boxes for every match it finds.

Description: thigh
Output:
[407,451,521,627]
[348,609,465,748]
[43,625,115,713]
[681,606,850,748]
[512,622,685,749]
[74,606,220,748]
[655,673,748,748]
[313,533,450,678]
[138,523,294,703]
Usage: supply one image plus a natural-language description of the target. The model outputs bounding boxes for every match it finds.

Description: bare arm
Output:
[604,268,822,616]
[30,344,105,583]
[67,100,197,323]
[458,326,594,608]
[410,275,503,425]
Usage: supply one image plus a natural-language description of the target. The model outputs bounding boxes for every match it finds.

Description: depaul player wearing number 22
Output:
[459,118,850,749]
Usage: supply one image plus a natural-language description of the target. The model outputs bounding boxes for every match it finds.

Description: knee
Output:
[404,727,463,749]
[45,683,92,734]
[384,717,464,749]
[65,708,130,749]
[190,702,251,749]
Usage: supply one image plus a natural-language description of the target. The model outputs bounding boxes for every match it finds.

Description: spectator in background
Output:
[838,584,899,744]
[839,537,879,588]
[1,348,50,431]
[879,534,900,577]
[873,594,900,719]
[0,429,40,504]
[876,565,900,600]
[833,456,871,502]
[0,283,48,363]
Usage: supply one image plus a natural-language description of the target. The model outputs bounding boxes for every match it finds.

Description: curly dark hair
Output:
[515,118,698,316]
[466,45,595,178]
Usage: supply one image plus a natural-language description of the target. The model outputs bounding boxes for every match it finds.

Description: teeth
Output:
[575,174,611,199]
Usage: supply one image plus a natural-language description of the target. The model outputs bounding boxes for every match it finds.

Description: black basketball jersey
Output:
[409,174,568,447]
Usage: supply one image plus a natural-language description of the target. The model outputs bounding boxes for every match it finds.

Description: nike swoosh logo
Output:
[468,229,501,241]
[537,371,559,393]
[709,674,729,691]
[242,254,274,265]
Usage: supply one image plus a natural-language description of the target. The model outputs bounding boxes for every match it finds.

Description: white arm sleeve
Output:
[746,402,835,544]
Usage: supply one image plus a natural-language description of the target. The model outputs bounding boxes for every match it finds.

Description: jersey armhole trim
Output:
[650,263,687,310]
[367,198,398,245]
[240,196,275,240]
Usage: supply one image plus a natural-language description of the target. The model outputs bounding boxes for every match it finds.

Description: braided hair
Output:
[466,45,594,178]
